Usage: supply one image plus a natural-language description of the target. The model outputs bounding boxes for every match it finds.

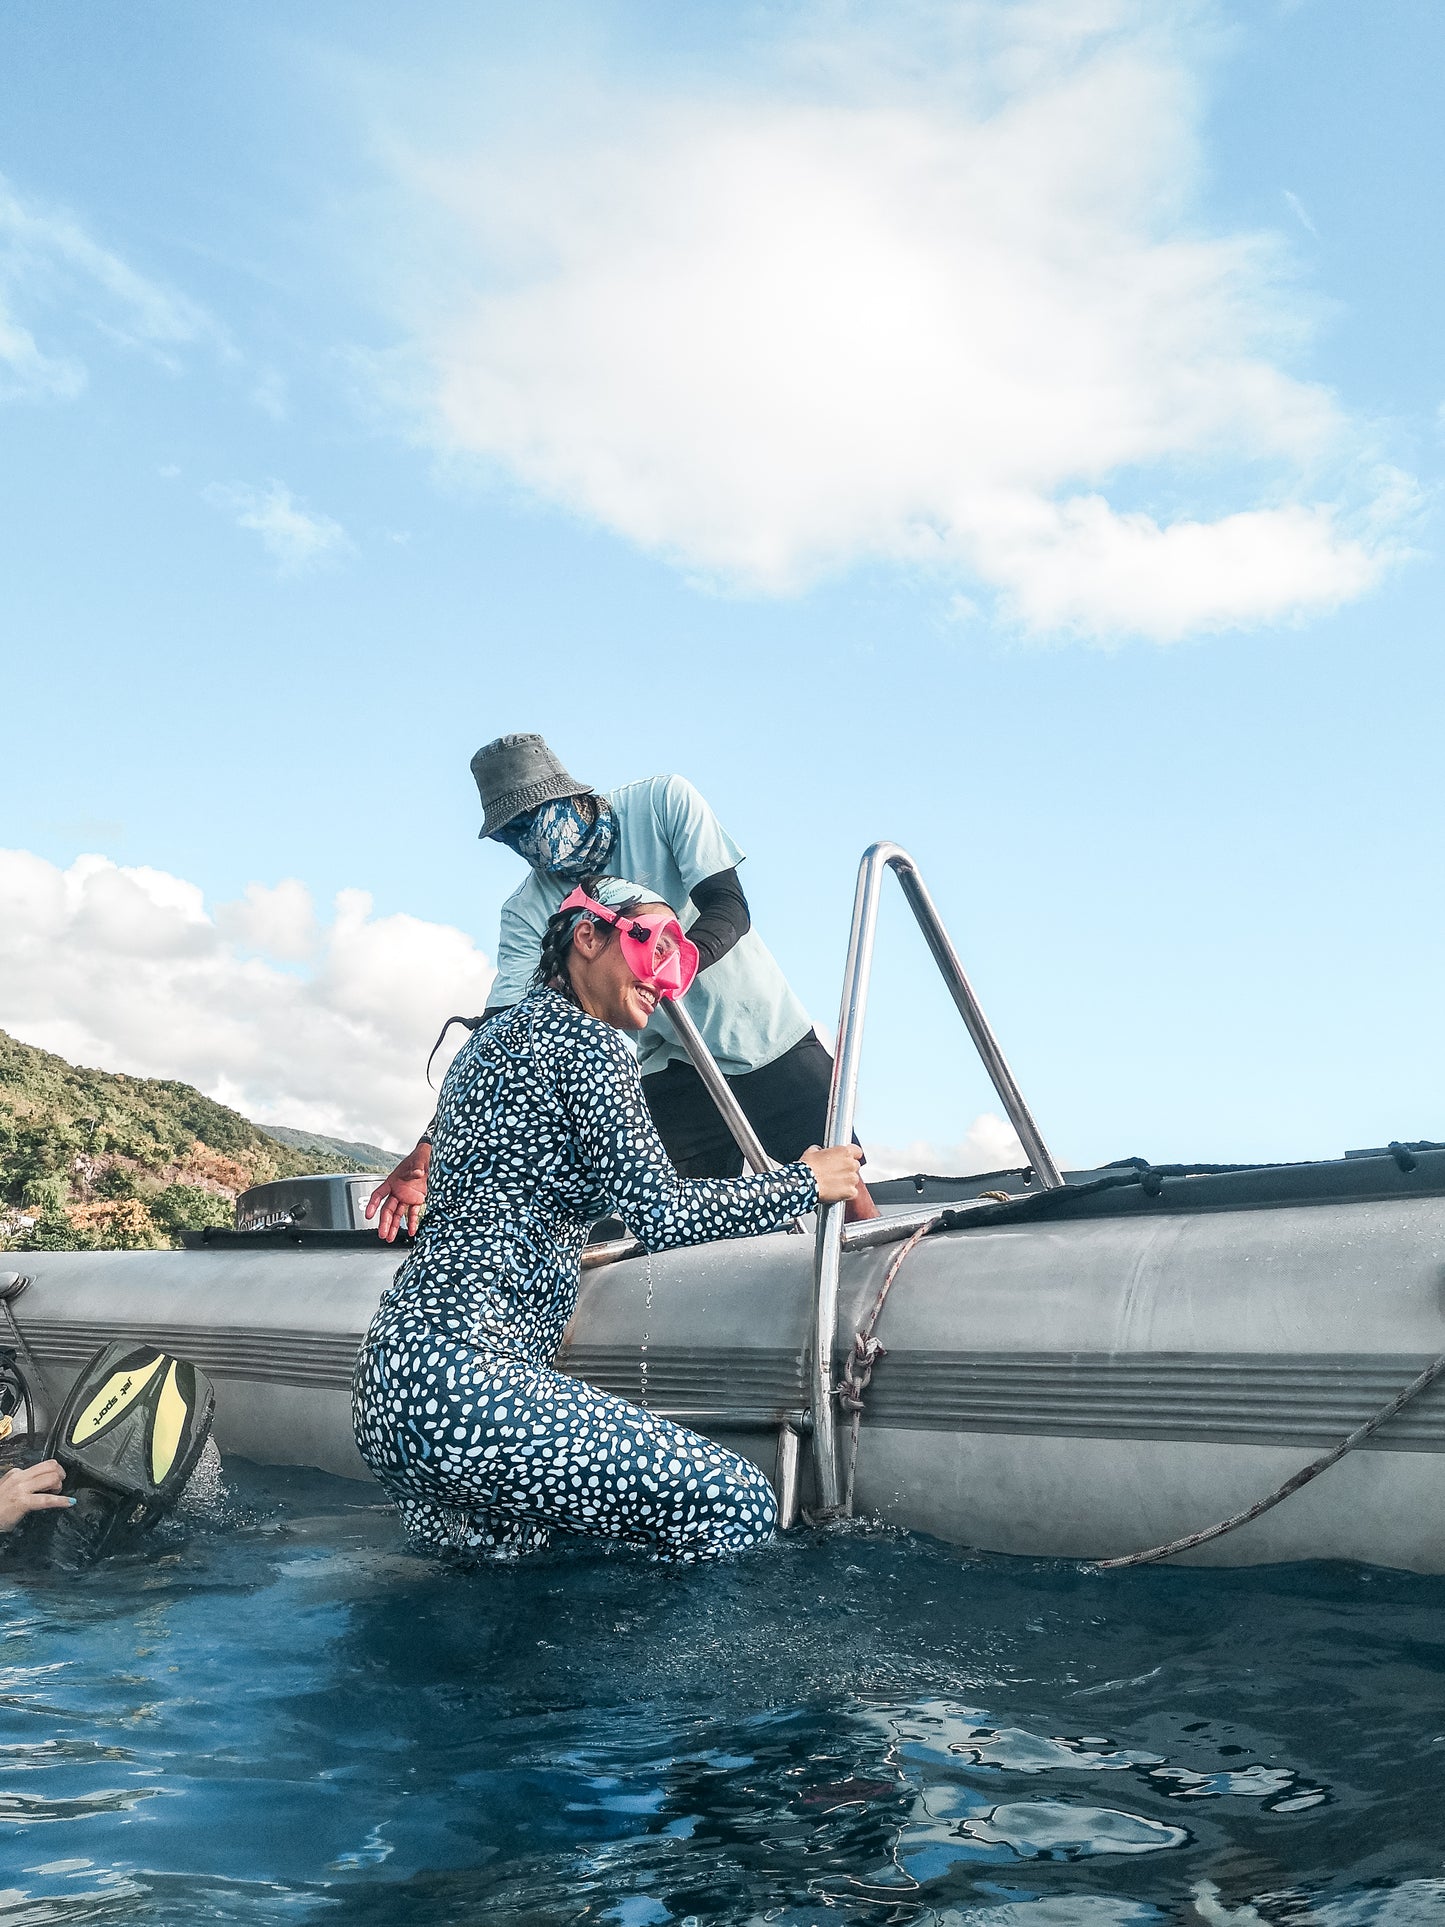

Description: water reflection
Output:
[0,1462,1441,1924]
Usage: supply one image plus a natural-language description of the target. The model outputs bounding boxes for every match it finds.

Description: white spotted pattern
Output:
[352,988,817,1562]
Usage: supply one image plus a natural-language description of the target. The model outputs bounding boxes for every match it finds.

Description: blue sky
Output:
[1,0,1442,1167]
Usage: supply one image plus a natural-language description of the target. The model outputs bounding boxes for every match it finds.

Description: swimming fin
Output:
[38,1341,216,1562]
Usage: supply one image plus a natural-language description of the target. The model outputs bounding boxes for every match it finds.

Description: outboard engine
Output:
[234,1172,379,1233]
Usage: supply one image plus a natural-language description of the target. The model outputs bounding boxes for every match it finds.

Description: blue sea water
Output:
[1,1460,1443,1925]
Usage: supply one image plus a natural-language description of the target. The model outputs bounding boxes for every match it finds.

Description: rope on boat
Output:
[832,1194,1060,1515]
[820,1181,1445,1552]
[838,1215,944,1516]
[1094,1348,1445,1570]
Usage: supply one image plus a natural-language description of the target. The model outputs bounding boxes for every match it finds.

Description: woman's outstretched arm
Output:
[554,1022,819,1249]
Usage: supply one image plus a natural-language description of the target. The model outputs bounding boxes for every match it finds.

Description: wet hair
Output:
[532,874,646,1003]
[422,879,658,1085]
[424,876,646,1082]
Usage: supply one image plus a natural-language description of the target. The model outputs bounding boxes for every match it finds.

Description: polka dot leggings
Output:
[352,1324,779,1563]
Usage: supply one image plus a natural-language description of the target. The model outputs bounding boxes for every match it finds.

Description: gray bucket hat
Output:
[470,732,594,839]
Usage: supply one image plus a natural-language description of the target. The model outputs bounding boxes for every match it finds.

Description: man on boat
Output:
[369,731,877,1236]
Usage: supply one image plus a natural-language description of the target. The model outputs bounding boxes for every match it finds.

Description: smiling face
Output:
[567,900,675,1031]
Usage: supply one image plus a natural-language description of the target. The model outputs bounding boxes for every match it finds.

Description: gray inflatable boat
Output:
[7,844,1444,1571]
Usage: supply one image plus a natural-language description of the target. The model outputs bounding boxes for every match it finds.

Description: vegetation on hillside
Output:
[257,1124,399,1174]
[0,1029,370,1251]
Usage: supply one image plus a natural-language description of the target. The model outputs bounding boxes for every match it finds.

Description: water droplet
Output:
[639,1250,654,1405]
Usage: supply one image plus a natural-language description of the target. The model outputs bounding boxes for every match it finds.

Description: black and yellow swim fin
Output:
[39,1341,216,1561]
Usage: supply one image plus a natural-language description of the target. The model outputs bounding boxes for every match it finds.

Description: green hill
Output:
[0,1028,374,1251]
[257,1124,400,1174]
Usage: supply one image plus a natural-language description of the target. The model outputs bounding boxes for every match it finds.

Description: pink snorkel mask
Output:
[557,887,699,1001]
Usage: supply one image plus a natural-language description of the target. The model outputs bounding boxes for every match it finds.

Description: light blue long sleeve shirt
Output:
[487,775,813,1078]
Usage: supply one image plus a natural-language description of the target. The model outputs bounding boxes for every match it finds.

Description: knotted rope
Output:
[824,1200,1445,1561]
[1093,1347,1445,1568]
[838,1215,944,1516]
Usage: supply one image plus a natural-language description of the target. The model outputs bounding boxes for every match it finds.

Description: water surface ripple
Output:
[1,1462,1443,1924]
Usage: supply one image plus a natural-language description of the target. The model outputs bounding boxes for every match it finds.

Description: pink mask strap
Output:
[558,886,607,920]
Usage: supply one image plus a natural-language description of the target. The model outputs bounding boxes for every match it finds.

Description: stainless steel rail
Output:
[580,1237,645,1269]
[582,1194,1020,1271]
[576,994,805,1275]
[661,997,780,1176]
[840,1194,1005,1251]
[661,994,806,1234]
[810,840,1064,1511]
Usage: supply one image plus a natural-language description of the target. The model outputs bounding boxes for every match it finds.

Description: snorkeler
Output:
[351,874,862,1562]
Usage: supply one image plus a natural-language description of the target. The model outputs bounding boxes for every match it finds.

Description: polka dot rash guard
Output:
[352,987,818,1562]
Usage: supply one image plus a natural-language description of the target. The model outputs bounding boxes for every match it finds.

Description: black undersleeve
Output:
[687,865,750,971]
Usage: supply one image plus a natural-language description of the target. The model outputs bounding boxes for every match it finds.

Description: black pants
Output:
[641,1031,838,1179]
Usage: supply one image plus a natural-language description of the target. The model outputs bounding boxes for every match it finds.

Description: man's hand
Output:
[366,1140,432,1243]
[0,1459,72,1533]
[845,1179,880,1224]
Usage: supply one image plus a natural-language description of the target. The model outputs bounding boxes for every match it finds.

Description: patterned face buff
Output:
[497,796,616,881]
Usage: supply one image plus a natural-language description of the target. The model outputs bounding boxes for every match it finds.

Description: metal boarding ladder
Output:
[660,999,801,1214]
[808,841,1064,1514]
[575,844,1062,1522]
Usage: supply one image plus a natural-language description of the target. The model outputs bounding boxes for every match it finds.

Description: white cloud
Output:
[0,850,493,1151]
[0,172,217,401]
[968,491,1396,641]
[865,1114,1029,1181]
[205,480,353,575]
[215,878,319,963]
[0,301,84,403]
[385,0,1413,641]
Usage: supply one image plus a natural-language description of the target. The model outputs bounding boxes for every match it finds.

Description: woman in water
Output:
[353,875,862,1562]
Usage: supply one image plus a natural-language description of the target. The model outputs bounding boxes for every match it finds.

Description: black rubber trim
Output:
[930,1148,1445,1227]
[183,1148,1445,1252]
[181,1226,413,1250]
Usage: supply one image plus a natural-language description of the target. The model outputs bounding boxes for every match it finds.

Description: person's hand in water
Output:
[367,1140,432,1243]
[801,1143,864,1203]
[0,1459,72,1532]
